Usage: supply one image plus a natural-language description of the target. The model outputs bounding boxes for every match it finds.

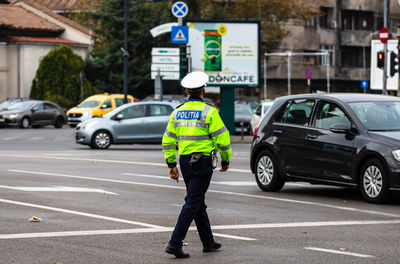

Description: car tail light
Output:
[253,126,258,136]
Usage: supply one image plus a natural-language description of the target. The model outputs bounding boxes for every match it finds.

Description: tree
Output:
[30,45,99,108]
[83,0,318,98]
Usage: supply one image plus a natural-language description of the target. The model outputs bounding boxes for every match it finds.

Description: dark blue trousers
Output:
[169,155,214,248]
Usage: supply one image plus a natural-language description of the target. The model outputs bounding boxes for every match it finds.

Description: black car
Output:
[250,93,400,203]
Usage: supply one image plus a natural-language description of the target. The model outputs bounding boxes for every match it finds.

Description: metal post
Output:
[363,44,366,93]
[287,52,291,95]
[383,0,389,95]
[326,52,330,93]
[263,54,267,100]
[187,45,191,73]
[123,0,129,103]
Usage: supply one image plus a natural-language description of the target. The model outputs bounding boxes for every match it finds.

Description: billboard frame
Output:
[183,19,261,88]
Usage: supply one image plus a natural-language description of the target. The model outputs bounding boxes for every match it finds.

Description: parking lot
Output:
[1,127,400,263]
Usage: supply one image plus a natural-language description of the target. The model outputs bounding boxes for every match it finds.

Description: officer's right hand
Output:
[220,164,229,172]
[169,167,179,183]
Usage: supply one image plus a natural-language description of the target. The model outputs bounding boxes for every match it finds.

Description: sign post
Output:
[380,27,389,95]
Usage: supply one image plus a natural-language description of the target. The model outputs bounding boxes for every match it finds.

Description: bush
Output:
[30,45,100,108]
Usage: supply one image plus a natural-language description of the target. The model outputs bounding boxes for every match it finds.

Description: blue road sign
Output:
[171,26,188,44]
[171,1,188,18]
[360,80,369,89]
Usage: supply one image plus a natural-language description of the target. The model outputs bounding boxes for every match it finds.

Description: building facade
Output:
[0,0,92,101]
[261,0,400,99]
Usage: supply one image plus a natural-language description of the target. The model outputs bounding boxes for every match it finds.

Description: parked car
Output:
[251,93,400,203]
[0,98,33,111]
[235,99,260,113]
[67,93,135,127]
[142,94,187,104]
[250,101,275,134]
[0,100,67,128]
[234,103,254,135]
[75,101,178,149]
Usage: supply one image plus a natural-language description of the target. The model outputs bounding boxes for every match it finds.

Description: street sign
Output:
[379,27,389,43]
[171,1,188,18]
[151,71,180,80]
[304,67,312,79]
[150,22,178,38]
[151,47,180,80]
[360,80,369,89]
[151,48,180,56]
[171,26,188,44]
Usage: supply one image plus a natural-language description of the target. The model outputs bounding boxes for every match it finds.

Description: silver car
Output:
[75,101,178,149]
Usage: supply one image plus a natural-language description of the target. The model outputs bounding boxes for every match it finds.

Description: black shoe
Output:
[203,242,222,252]
[166,243,190,258]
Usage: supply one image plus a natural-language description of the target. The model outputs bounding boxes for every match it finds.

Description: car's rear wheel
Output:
[20,117,30,128]
[91,131,112,149]
[359,159,390,203]
[54,116,64,128]
[255,150,285,191]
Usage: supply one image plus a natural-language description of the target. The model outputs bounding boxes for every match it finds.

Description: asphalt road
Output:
[0,126,400,264]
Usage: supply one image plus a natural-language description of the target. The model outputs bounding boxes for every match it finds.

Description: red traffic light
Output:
[378,52,383,60]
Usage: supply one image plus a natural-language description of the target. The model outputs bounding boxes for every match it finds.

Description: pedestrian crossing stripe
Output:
[173,30,187,41]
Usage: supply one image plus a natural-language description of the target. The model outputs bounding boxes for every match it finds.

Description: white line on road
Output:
[123,172,255,186]
[1,219,399,240]
[0,154,251,173]
[0,185,118,195]
[304,247,374,258]
[0,198,162,228]
[8,169,400,219]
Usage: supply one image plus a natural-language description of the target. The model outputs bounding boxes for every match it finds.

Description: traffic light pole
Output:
[383,0,389,95]
[383,43,388,95]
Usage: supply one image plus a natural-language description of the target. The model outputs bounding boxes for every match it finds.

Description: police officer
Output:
[162,71,232,258]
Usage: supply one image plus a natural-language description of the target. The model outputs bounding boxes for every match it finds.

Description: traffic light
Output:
[377,51,384,69]
[390,51,399,77]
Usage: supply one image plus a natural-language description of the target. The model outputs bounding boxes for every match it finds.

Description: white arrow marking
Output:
[0,185,118,195]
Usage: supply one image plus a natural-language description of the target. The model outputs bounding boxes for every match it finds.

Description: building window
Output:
[342,10,373,31]
[304,17,317,27]
[319,45,334,66]
[341,46,370,68]
[319,7,334,29]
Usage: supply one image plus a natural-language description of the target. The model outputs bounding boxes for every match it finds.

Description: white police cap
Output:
[181,71,208,90]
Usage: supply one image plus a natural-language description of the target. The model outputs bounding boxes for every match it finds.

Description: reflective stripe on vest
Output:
[165,129,177,138]
[162,145,175,150]
[210,126,227,137]
[177,135,210,141]
[218,143,231,150]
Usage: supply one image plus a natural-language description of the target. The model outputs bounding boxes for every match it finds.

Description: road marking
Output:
[304,247,374,258]
[0,185,118,195]
[1,219,399,240]
[212,232,256,241]
[29,137,43,141]
[8,169,400,218]
[123,173,255,186]
[0,137,17,140]
[0,154,252,173]
[0,198,162,228]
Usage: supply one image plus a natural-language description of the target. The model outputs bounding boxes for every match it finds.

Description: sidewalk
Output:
[230,135,253,144]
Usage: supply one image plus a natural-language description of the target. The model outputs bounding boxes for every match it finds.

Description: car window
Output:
[78,100,101,108]
[33,103,45,110]
[44,103,57,110]
[349,101,400,131]
[277,99,315,126]
[118,105,146,120]
[115,98,124,107]
[314,101,351,130]
[255,105,262,116]
[149,105,173,116]
[103,100,112,109]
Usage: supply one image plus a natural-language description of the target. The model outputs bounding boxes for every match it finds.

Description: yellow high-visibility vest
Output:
[162,99,232,167]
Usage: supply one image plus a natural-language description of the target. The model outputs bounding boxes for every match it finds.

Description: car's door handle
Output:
[273,129,283,135]
[307,134,318,140]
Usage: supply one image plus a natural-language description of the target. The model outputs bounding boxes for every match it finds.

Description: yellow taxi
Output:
[67,93,134,127]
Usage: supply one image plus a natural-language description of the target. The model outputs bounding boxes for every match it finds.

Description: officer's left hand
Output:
[169,167,179,183]
[220,164,229,172]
